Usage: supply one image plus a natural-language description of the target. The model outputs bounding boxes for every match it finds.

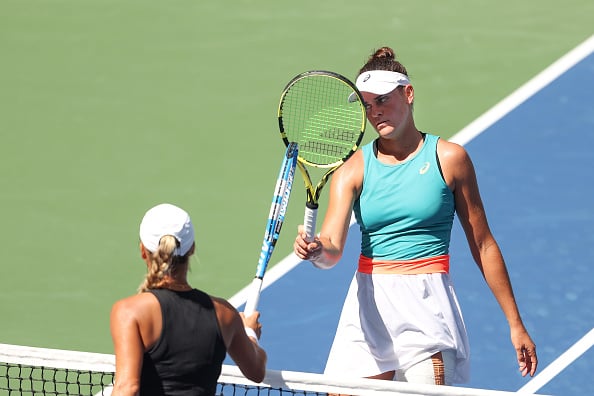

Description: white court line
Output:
[228,214,358,308]
[450,33,594,146]
[518,328,594,394]
[228,250,303,308]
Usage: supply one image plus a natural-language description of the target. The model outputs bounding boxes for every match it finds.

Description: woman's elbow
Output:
[244,351,267,383]
[241,362,266,383]
[247,367,266,383]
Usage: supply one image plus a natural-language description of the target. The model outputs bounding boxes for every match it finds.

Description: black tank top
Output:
[140,288,227,396]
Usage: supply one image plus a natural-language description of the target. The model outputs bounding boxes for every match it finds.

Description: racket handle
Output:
[303,205,318,243]
[243,277,263,316]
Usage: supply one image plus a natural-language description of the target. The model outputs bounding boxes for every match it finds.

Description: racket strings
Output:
[281,75,365,167]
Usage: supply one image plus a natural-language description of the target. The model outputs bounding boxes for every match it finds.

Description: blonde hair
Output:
[138,235,192,293]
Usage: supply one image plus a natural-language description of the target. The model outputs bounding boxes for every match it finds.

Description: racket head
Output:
[278,70,366,169]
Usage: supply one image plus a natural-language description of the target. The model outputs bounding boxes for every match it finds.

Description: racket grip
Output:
[303,205,318,243]
[243,277,263,316]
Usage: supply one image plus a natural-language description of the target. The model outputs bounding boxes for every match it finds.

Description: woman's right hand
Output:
[293,225,322,261]
[240,311,262,340]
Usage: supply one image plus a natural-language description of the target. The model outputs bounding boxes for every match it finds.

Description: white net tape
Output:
[0,343,549,396]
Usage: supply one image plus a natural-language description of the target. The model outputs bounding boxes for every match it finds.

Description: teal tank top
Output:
[353,133,455,260]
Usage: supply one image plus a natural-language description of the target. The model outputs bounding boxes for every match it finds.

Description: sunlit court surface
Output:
[1,1,594,395]
[229,35,594,395]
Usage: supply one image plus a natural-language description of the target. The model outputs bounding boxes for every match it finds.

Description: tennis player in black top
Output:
[110,203,267,396]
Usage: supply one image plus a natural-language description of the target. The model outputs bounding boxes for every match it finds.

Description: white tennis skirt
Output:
[324,271,470,384]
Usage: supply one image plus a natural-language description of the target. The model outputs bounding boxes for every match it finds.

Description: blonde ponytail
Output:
[138,235,191,293]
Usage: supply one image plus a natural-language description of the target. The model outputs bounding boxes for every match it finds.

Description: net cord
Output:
[218,364,546,396]
[0,343,115,372]
[0,343,550,396]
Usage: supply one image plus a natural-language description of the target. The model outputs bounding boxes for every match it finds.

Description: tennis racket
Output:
[278,70,366,244]
[244,142,298,316]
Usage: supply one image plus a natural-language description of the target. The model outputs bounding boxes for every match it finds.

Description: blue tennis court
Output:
[229,36,594,395]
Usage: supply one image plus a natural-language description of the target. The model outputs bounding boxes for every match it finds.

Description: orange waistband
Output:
[358,254,450,275]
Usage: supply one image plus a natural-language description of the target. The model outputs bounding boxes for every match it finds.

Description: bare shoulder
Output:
[436,138,476,189]
[332,149,364,187]
[210,296,239,324]
[210,295,243,347]
[346,148,364,168]
[110,293,158,323]
[211,295,236,311]
[437,138,470,164]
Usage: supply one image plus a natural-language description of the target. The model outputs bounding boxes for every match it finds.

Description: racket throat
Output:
[305,201,319,210]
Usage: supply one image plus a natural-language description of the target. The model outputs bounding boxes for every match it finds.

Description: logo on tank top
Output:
[419,162,430,174]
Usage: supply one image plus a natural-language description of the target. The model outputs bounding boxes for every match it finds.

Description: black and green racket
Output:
[278,70,366,243]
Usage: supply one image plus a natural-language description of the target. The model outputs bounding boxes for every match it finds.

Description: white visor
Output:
[356,70,410,94]
[139,203,195,256]
[348,70,410,102]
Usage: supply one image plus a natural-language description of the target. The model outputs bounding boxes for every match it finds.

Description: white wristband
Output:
[244,327,259,344]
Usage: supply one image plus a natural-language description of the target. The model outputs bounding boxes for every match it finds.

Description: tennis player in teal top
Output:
[293,47,538,385]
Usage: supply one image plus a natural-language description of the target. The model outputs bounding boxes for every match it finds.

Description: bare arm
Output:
[213,297,267,382]
[110,295,155,396]
[439,140,538,377]
[293,151,363,269]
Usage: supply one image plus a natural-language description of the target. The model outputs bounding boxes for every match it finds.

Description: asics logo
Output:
[419,162,430,174]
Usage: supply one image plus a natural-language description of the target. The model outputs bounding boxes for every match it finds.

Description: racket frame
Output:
[277,70,366,242]
[244,142,298,316]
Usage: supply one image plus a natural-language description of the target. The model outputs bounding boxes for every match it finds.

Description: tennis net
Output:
[0,343,546,396]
